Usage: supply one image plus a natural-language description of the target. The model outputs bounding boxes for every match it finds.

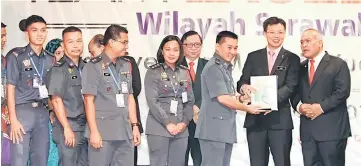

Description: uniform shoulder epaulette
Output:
[7,47,27,57]
[179,64,188,70]
[149,63,162,69]
[120,57,130,62]
[215,57,221,65]
[54,57,65,67]
[83,57,91,63]
[90,56,102,64]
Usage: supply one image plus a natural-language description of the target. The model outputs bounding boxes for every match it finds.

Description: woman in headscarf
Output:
[45,38,63,61]
[45,38,63,166]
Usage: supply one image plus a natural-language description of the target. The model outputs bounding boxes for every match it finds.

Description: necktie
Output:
[189,62,196,82]
[268,50,275,75]
[309,59,315,85]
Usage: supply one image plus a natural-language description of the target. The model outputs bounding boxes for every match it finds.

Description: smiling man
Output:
[46,26,88,166]
[195,31,260,166]
[237,17,300,166]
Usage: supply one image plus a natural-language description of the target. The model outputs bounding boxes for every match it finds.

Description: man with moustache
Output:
[237,17,300,166]
[46,26,88,166]
[291,29,351,166]
[88,33,144,166]
[82,25,141,166]
[181,30,207,166]
[6,15,54,166]
[195,31,260,166]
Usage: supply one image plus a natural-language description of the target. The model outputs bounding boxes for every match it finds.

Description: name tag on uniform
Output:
[104,73,111,76]
[39,85,49,99]
[277,66,286,70]
[33,77,40,88]
[116,93,125,108]
[71,75,77,79]
[24,68,33,71]
[182,92,188,103]
[121,81,128,94]
[170,99,178,114]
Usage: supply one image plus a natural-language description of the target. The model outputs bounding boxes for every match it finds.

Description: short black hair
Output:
[62,26,82,38]
[90,34,104,47]
[103,24,128,45]
[19,15,46,32]
[181,30,203,44]
[216,31,238,44]
[1,22,6,28]
[263,17,286,32]
[156,35,184,66]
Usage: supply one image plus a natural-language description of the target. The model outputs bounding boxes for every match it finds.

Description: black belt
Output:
[17,101,45,108]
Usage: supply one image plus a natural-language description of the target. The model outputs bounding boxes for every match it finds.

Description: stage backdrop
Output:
[1,0,361,165]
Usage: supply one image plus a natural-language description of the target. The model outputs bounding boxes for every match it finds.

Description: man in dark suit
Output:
[124,54,143,166]
[291,29,351,166]
[237,17,300,166]
[181,31,207,166]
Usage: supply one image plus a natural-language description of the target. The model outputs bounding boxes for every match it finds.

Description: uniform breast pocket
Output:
[180,80,190,92]
[20,69,33,85]
[158,80,173,97]
[68,77,82,94]
[102,79,115,94]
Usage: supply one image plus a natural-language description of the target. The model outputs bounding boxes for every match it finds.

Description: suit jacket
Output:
[124,56,143,133]
[181,57,208,108]
[291,52,351,142]
[237,47,300,130]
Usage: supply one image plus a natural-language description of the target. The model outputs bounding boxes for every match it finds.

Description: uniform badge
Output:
[161,72,168,81]
[68,68,73,73]
[26,79,31,86]
[106,87,111,92]
[163,88,167,94]
[23,59,31,67]
[102,62,109,71]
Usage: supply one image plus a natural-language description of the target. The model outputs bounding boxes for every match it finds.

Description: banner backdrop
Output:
[1,0,361,165]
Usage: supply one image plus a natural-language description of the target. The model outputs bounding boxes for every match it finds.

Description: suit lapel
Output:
[195,59,204,81]
[270,48,287,75]
[181,57,188,67]
[308,53,330,93]
[260,48,269,75]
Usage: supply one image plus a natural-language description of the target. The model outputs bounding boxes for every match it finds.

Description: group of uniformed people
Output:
[1,14,351,166]
[1,15,142,166]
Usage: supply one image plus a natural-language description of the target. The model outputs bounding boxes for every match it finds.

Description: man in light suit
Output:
[181,31,208,166]
[195,31,260,166]
[237,17,300,166]
[291,29,351,166]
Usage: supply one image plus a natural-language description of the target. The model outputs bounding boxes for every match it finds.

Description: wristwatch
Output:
[131,122,140,128]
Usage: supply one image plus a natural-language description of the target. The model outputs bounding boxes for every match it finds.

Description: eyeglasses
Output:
[183,43,202,48]
[114,39,129,45]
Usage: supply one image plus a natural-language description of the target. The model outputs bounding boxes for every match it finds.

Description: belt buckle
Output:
[31,102,39,108]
